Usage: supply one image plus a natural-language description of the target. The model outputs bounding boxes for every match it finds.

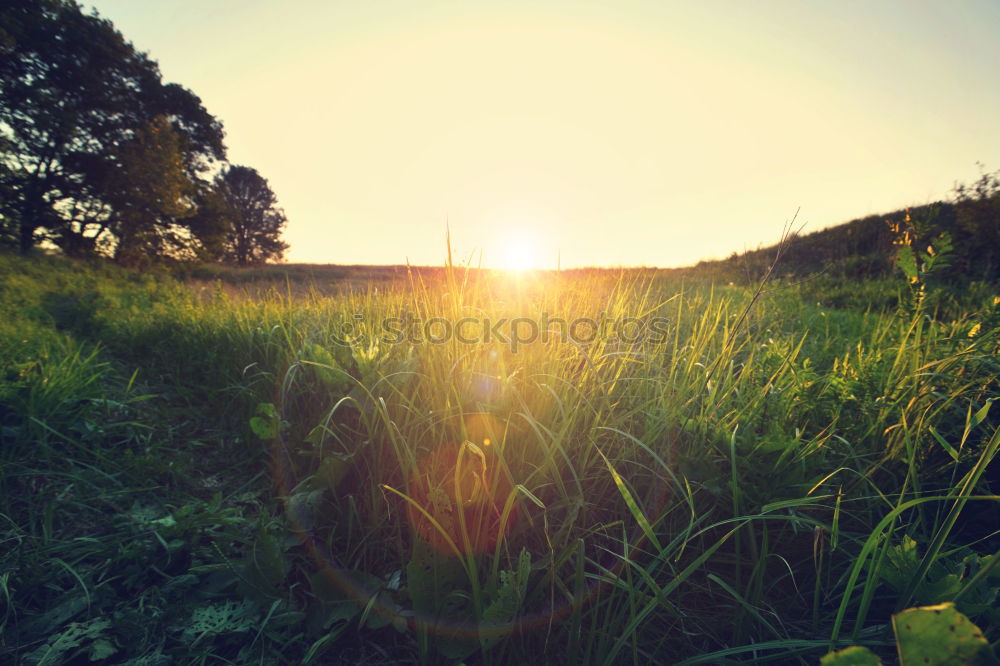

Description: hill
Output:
[678,170,1000,284]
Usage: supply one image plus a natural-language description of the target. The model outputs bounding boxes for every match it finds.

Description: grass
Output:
[0,252,997,664]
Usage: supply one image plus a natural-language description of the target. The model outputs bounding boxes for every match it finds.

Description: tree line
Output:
[0,0,287,266]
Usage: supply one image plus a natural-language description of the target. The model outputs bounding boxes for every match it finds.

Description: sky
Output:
[85,0,1000,269]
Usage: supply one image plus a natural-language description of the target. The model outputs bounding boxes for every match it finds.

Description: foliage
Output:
[108,115,201,265]
[888,208,954,312]
[821,603,1000,666]
[952,165,1000,281]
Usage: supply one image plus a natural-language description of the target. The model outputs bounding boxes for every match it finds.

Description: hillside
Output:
[679,171,999,285]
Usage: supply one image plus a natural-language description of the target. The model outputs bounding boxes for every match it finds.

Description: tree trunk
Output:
[19,221,37,255]
[18,196,40,255]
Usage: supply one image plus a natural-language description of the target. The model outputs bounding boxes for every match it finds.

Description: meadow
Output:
[1,252,998,664]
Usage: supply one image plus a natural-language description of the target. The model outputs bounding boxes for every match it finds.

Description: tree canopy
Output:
[211,166,289,266]
[0,0,287,265]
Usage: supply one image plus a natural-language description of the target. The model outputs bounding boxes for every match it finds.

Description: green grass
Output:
[1,252,997,664]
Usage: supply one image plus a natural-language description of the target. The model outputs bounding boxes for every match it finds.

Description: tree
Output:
[185,182,232,262]
[0,0,225,257]
[108,115,197,265]
[952,166,1000,281]
[213,166,288,266]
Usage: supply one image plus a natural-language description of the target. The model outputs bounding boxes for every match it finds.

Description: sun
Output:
[497,237,541,271]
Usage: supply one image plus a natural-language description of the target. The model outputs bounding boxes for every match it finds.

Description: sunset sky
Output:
[86,0,1000,269]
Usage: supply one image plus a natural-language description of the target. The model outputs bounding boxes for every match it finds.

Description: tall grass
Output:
[1,253,997,664]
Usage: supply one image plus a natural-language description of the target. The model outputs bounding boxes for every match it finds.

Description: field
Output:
[1,253,998,664]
